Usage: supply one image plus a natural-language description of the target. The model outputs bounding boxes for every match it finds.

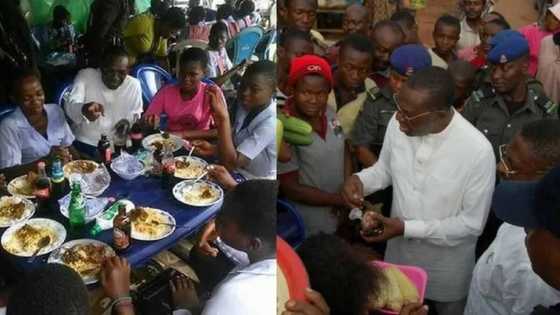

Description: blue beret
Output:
[390,44,432,76]
[489,30,525,48]
[487,31,529,64]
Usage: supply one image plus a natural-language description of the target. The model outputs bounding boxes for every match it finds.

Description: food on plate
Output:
[182,184,220,204]
[11,173,36,196]
[150,139,179,151]
[61,243,113,278]
[0,197,26,221]
[370,266,419,312]
[130,207,171,238]
[65,160,97,174]
[5,224,55,254]
[277,265,290,313]
[175,159,205,179]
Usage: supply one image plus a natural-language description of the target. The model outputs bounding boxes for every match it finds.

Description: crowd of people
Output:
[277,0,560,314]
[0,0,277,314]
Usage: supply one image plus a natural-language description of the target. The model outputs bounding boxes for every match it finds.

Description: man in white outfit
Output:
[342,67,496,315]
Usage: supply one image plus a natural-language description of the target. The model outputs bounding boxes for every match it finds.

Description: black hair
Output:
[162,7,187,29]
[10,68,41,98]
[279,28,312,47]
[406,66,455,110]
[297,234,384,315]
[52,5,71,26]
[217,180,277,243]
[101,45,129,67]
[239,0,255,16]
[188,6,206,25]
[180,47,209,68]
[285,0,318,10]
[448,60,476,81]
[7,264,89,315]
[485,11,508,23]
[217,4,234,20]
[244,60,277,87]
[435,14,461,33]
[486,18,511,31]
[372,20,405,40]
[150,0,171,17]
[520,119,560,167]
[210,21,229,39]
[391,9,416,29]
[339,33,373,55]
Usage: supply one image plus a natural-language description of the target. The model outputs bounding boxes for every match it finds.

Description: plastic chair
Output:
[55,82,73,108]
[254,29,277,61]
[226,26,264,66]
[132,64,177,105]
[277,198,306,248]
[0,104,16,123]
[170,40,209,78]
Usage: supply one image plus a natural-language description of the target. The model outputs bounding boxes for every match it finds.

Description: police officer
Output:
[463,30,558,160]
[351,44,433,168]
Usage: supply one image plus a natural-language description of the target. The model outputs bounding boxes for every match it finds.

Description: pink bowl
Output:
[371,260,428,315]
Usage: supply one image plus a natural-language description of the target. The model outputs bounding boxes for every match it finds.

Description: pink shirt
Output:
[145,82,223,132]
[518,23,553,77]
[187,23,210,42]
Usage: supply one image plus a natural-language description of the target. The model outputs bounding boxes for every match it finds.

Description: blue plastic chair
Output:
[55,82,74,108]
[226,26,264,65]
[131,64,177,105]
[277,198,306,248]
[254,29,277,61]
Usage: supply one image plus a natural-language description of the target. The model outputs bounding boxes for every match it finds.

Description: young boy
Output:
[391,9,419,44]
[430,15,461,68]
[369,21,405,89]
[282,0,328,55]
[144,47,225,140]
[172,180,277,315]
[447,60,477,112]
[278,54,351,236]
[329,34,376,136]
[277,29,313,107]
[457,0,485,50]
[201,61,277,179]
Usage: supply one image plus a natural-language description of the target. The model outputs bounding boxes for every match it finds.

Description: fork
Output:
[28,235,51,263]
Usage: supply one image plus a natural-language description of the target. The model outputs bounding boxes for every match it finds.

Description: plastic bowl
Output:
[372,260,428,315]
[110,158,144,181]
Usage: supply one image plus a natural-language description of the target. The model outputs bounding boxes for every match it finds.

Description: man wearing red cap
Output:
[279,55,351,236]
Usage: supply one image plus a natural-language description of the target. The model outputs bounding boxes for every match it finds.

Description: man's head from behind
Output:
[343,4,370,35]
[278,29,313,76]
[8,264,89,315]
[161,7,187,37]
[498,119,560,181]
[284,0,318,33]
[493,165,560,290]
[337,34,373,90]
[215,180,277,257]
[370,20,405,72]
[391,9,418,44]
[447,60,476,111]
[100,45,129,90]
[395,66,454,137]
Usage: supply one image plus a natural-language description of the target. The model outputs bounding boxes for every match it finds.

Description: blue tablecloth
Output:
[0,173,230,273]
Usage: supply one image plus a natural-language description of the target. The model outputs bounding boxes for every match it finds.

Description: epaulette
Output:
[366,86,381,100]
[472,83,496,102]
[530,89,558,115]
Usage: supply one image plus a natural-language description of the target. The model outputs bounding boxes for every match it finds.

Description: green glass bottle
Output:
[68,176,86,233]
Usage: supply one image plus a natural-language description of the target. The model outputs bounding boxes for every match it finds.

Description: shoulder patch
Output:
[366,86,381,100]
[472,84,495,102]
[532,92,558,115]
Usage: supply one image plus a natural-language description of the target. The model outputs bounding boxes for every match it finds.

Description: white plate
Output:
[7,175,35,199]
[142,134,184,153]
[63,160,99,178]
[48,239,115,285]
[0,196,36,228]
[173,180,223,207]
[173,156,208,179]
[131,207,176,241]
[1,218,66,257]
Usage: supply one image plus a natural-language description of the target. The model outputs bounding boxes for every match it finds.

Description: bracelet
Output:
[108,296,133,312]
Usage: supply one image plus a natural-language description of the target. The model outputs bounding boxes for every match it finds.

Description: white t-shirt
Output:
[65,68,143,146]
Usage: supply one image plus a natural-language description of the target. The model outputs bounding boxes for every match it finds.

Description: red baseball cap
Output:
[287,55,333,88]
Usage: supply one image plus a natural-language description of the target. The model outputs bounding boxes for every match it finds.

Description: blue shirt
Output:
[0,104,75,168]
[232,102,276,179]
